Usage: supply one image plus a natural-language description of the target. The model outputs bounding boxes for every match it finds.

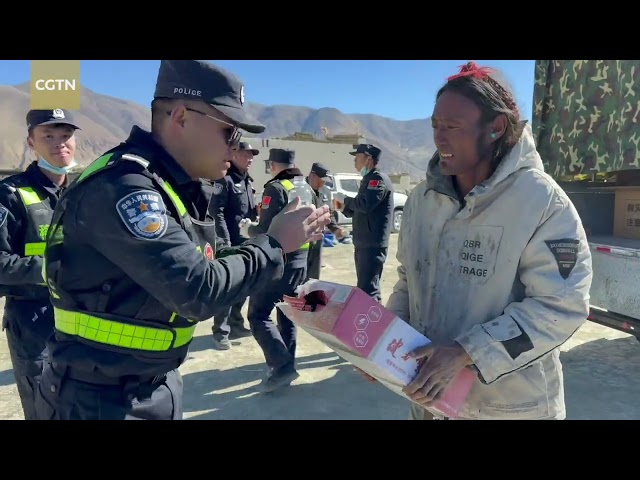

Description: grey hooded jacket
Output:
[386,123,593,420]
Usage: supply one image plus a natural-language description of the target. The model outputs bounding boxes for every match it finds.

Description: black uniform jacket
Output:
[210,163,257,247]
[45,126,285,378]
[342,168,394,248]
[250,168,308,269]
[0,162,66,300]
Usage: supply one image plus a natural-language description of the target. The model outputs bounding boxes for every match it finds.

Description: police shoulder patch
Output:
[116,190,169,241]
[0,205,8,229]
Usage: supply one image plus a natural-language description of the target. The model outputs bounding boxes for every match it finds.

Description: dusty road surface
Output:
[1,233,639,420]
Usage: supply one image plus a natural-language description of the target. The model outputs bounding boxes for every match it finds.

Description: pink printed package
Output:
[276,279,476,418]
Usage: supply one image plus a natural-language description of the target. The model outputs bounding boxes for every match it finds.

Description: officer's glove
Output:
[238,218,257,239]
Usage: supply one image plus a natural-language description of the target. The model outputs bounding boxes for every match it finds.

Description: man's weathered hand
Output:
[402,343,473,407]
[268,196,331,253]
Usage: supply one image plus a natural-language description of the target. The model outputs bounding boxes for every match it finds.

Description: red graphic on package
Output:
[387,338,404,358]
[332,289,395,357]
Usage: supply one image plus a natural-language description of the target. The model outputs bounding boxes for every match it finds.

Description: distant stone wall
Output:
[389,173,411,193]
[277,132,365,145]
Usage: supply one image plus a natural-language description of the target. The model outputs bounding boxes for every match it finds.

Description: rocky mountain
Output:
[0,82,436,180]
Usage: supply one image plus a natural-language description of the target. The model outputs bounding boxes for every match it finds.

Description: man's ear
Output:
[168,103,188,128]
[489,114,508,142]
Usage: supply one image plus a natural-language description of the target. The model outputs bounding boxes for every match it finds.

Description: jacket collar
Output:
[124,126,193,186]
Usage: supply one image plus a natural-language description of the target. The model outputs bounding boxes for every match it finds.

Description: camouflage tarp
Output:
[532,60,640,179]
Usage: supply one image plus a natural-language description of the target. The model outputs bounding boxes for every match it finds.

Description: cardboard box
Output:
[613,187,640,240]
[276,280,476,418]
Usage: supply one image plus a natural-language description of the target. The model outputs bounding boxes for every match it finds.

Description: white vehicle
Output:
[319,172,408,233]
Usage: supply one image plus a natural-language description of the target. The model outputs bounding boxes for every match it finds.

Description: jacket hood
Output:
[426,122,544,195]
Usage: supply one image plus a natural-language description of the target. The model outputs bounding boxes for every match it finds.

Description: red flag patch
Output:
[261,196,272,209]
[368,180,380,189]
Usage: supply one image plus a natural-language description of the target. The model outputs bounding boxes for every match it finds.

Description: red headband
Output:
[447,61,495,82]
[447,61,519,115]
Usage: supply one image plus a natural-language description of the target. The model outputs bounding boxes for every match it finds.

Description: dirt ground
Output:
[1,233,639,420]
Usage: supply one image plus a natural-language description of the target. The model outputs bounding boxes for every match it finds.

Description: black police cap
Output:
[154,60,265,134]
[311,162,330,179]
[238,141,259,155]
[26,108,80,131]
[268,148,295,164]
[350,143,381,161]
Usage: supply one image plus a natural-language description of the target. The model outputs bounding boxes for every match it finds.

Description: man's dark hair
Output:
[436,62,526,166]
[150,97,181,133]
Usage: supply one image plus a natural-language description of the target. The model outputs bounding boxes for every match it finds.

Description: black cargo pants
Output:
[34,364,184,420]
[306,239,323,282]
[248,266,306,374]
[212,297,248,339]
[354,247,388,303]
[2,300,52,420]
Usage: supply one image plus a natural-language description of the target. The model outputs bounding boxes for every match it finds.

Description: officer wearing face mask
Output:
[334,144,393,303]
[0,108,79,420]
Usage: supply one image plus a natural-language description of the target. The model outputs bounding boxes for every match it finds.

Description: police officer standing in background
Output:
[35,60,331,420]
[241,148,310,392]
[209,141,258,350]
[305,162,344,281]
[334,144,393,303]
[0,108,79,420]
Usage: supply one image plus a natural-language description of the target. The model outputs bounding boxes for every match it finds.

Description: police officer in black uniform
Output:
[0,108,79,420]
[334,144,393,303]
[243,148,309,392]
[209,141,258,349]
[35,60,331,420]
[305,162,344,281]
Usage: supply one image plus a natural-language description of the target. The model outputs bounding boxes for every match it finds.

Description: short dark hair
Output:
[150,97,179,133]
[437,62,525,166]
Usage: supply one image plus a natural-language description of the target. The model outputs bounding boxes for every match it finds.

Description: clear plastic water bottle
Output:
[288,175,315,206]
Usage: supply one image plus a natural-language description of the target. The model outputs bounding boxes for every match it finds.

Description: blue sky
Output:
[0,60,536,122]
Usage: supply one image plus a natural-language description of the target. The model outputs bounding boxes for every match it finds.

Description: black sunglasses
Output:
[166,107,242,146]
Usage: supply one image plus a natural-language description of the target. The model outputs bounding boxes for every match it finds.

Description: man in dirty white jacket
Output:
[385,62,593,420]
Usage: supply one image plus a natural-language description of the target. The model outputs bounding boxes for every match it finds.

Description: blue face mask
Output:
[360,166,370,176]
[37,156,77,175]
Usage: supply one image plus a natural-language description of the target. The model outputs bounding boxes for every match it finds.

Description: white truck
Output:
[319,172,408,233]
